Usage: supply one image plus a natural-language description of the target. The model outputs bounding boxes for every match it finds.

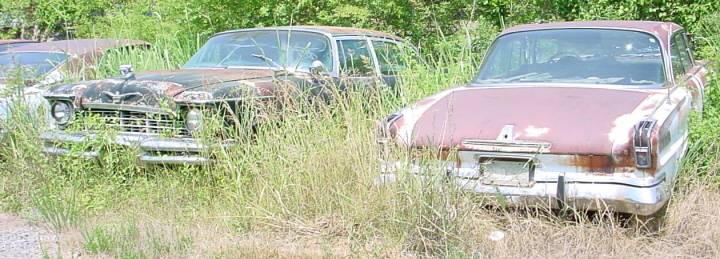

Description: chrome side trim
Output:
[43,94,75,100]
[462,139,552,153]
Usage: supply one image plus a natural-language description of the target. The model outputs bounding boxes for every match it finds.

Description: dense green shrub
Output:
[2,0,719,61]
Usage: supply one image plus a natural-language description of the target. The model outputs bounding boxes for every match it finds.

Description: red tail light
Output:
[377,112,403,141]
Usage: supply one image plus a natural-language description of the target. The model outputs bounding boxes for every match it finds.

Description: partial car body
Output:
[0,39,38,52]
[378,21,709,216]
[0,39,149,134]
[41,26,418,164]
[0,39,150,87]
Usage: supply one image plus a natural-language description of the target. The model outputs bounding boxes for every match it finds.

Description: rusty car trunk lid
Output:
[406,85,660,155]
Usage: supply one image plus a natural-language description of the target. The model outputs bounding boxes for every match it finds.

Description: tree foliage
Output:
[1,0,718,52]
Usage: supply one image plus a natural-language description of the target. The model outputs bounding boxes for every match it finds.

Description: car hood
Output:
[132,69,275,89]
[46,68,278,106]
[392,85,666,155]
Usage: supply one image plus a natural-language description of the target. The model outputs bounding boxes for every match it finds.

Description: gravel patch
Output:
[0,213,58,259]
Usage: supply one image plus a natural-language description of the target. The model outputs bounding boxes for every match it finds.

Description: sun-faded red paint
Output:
[408,86,655,155]
[218,26,403,41]
[0,39,37,45]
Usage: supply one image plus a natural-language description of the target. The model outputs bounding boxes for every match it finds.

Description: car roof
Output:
[5,39,149,56]
[501,20,683,46]
[215,26,403,41]
[0,39,37,45]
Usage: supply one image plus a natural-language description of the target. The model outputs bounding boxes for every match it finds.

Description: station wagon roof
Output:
[501,20,683,44]
[215,26,403,41]
[6,39,149,56]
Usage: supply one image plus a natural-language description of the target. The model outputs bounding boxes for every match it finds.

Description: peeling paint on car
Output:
[41,26,413,165]
[379,21,708,216]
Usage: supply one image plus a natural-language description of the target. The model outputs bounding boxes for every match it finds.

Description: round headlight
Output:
[51,101,73,125]
[185,109,204,132]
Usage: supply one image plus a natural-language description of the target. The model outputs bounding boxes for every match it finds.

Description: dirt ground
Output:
[0,213,81,259]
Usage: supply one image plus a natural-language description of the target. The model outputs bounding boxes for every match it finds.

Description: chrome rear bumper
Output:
[458,176,667,216]
[41,131,232,165]
[378,160,670,216]
[378,172,667,216]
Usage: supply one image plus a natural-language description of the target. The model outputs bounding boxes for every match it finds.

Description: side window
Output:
[670,34,686,78]
[684,33,696,58]
[337,39,376,77]
[372,40,407,76]
[674,33,693,72]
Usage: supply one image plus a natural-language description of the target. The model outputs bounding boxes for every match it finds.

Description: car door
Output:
[335,37,379,90]
[672,31,709,113]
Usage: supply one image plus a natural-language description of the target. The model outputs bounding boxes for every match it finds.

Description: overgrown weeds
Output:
[0,14,720,259]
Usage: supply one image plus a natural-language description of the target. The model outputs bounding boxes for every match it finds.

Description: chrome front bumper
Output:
[379,163,670,216]
[41,131,233,165]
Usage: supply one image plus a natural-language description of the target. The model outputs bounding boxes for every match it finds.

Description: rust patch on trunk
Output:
[569,155,614,174]
[565,153,639,174]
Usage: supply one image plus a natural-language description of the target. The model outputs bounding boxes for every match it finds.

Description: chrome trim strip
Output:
[462,139,552,153]
[139,155,210,165]
[43,94,75,100]
[81,103,173,114]
[176,95,275,105]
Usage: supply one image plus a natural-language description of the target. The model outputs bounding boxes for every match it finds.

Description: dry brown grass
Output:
[463,186,720,258]
[38,178,714,258]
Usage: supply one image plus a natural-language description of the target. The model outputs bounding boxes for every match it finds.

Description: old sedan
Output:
[41,26,416,164]
[378,21,709,218]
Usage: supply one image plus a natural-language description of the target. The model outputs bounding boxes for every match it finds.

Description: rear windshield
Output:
[474,29,665,86]
[0,52,68,79]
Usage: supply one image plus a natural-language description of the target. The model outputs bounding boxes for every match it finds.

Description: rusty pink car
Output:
[378,21,709,217]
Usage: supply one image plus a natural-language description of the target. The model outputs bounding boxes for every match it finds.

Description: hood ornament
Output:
[102,91,142,104]
[119,64,135,80]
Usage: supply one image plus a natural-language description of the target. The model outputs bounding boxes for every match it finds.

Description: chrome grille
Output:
[76,109,188,136]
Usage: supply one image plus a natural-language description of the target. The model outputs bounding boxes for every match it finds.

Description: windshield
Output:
[184,30,333,71]
[475,29,665,86]
[0,52,68,79]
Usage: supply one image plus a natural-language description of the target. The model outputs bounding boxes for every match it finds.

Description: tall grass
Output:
[96,36,201,77]
[0,16,719,258]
